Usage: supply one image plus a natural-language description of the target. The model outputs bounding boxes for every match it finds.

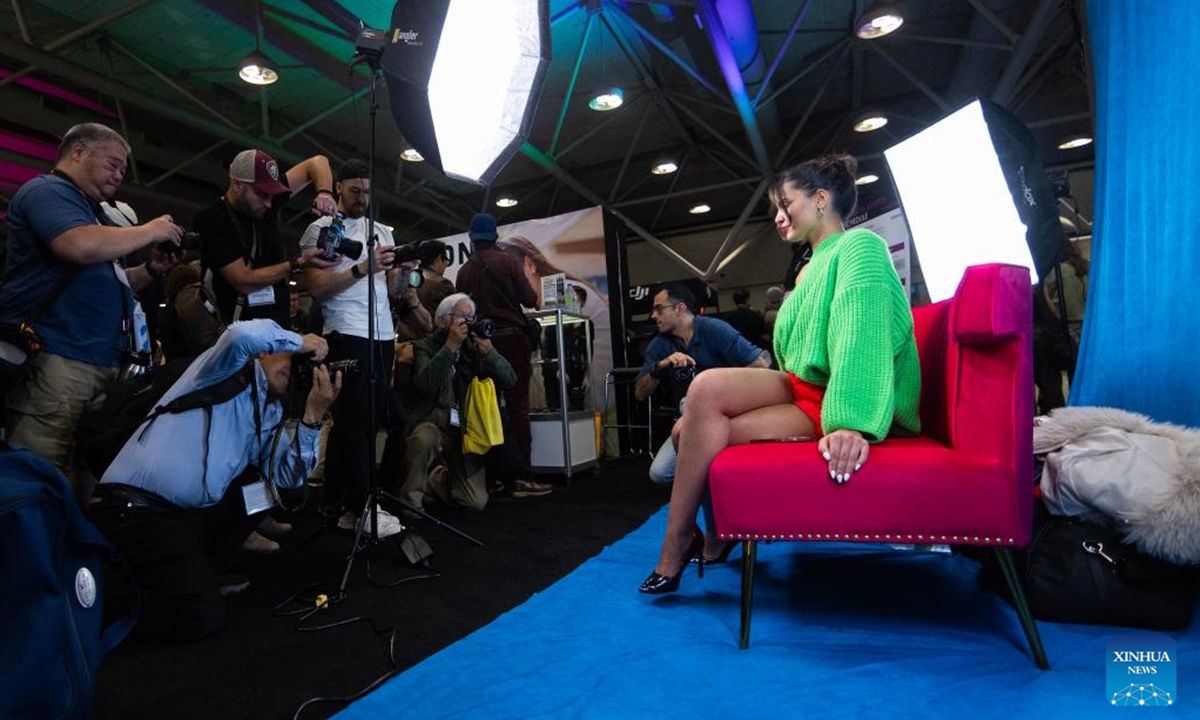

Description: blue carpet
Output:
[336,509,1199,719]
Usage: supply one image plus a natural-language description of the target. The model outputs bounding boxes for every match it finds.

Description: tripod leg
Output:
[378,489,484,547]
[336,492,378,596]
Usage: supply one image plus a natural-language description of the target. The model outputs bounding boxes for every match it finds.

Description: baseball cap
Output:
[468,213,498,242]
[229,149,290,196]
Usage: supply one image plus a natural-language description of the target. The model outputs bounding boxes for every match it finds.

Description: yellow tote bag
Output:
[463,376,504,455]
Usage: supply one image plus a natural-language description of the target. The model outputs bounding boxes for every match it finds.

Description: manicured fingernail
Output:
[836,474,845,483]
[822,451,831,461]
[854,464,861,472]
[829,470,837,480]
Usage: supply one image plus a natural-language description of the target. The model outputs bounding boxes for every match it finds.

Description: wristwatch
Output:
[350,263,366,279]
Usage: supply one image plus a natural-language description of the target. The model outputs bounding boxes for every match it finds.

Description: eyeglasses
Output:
[451,313,476,323]
[650,302,680,315]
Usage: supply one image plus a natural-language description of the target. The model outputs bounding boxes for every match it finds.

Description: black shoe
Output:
[694,540,738,565]
[513,480,553,497]
[639,528,704,595]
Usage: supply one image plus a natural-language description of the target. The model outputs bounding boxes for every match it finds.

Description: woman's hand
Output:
[818,429,868,484]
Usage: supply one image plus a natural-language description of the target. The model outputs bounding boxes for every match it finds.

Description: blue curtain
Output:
[1071,1,1200,426]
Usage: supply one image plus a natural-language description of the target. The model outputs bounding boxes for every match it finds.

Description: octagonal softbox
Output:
[382,0,550,185]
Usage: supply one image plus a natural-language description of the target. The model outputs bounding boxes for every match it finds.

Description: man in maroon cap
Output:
[194,149,340,328]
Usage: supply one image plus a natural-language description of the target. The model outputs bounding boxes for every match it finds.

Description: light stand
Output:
[333,46,482,600]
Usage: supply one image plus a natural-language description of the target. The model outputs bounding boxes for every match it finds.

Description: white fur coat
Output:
[1034,406,1200,565]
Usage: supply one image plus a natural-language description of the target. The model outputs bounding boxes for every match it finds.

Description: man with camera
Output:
[0,123,183,490]
[90,319,340,641]
[454,213,553,498]
[636,283,767,485]
[195,148,340,328]
[399,293,516,514]
[299,159,420,536]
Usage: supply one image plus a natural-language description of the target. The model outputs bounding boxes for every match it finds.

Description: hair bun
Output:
[831,154,858,178]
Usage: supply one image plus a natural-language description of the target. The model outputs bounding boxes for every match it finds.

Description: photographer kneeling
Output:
[90,319,340,641]
[399,293,515,514]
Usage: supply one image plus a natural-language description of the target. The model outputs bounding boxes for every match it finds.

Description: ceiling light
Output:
[855,4,904,40]
[400,148,424,162]
[589,87,624,112]
[1057,135,1093,150]
[688,203,711,215]
[288,280,298,286]
[853,113,889,132]
[650,159,679,175]
[495,196,519,208]
[238,50,278,85]
[856,174,880,185]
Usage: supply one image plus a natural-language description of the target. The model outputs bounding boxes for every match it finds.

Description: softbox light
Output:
[382,0,550,185]
[884,99,1062,302]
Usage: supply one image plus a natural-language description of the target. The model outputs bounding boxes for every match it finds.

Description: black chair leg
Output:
[738,540,757,649]
[993,546,1050,670]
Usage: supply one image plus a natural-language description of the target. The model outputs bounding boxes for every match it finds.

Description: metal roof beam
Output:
[992,0,1059,106]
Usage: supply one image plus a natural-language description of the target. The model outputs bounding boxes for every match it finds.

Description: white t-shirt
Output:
[299,215,396,340]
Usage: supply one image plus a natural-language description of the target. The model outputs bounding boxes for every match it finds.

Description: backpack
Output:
[75,356,257,480]
[0,441,138,719]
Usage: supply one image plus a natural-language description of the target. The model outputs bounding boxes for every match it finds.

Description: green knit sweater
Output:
[773,228,921,440]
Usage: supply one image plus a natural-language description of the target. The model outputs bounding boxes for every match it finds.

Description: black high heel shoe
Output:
[695,540,737,565]
[639,528,705,594]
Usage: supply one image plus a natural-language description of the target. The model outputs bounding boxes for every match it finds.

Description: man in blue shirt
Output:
[635,284,767,559]
[0,123,183,495]
[90,319,340,641]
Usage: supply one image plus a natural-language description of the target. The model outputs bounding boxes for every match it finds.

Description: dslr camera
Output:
[287,354,360,416]
[467,318,494,339]
[156,230,204,255]
[316,214,364,261]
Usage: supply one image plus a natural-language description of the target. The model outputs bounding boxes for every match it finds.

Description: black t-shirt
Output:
[194,196,289,327]
[724,306,769,349]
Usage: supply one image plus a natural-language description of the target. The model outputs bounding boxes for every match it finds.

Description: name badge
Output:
[246,286,276,307]
[242,480,276,515]
[449,407,461,428]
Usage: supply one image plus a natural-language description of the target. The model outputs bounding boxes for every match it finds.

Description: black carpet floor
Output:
[93,457,665,720]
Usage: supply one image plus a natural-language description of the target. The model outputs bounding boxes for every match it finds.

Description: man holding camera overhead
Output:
[195,148,340,327]
[300,159,425,537]
[0,123,182,490]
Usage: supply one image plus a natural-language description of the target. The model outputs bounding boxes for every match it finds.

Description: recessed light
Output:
[1057,135,1093,150]
[856,174,880,185]
[400,148,424,162]
[288,280,297,286]
[589,87,624,112]
[853,114,888,132]
[495,197,519,208]
[651,159,679,175]
[689,203,711,215]
[856,5,904,39]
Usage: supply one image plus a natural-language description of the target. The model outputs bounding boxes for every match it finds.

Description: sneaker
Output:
[257,515,293,536]
[216,573,251,596]
[240,530,280,553]
[513,479,554,497]
[338,507,405,539]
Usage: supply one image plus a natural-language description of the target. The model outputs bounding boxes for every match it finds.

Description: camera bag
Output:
[0,440,138,719]
[982,502,1197,630]
[0,266,84,400]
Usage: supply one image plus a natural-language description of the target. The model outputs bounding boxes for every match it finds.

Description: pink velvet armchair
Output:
[708,263,1048,668]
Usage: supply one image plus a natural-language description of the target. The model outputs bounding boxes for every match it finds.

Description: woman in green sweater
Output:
[640,154,921,594]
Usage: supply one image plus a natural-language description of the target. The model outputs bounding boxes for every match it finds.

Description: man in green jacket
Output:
[398,293,516,514]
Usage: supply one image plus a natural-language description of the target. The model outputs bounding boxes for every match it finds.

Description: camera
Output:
[467,318,494,339]
[287,354,360,416]
[156,231,203,255]
[673,364,697,383]
[316,214,364,261]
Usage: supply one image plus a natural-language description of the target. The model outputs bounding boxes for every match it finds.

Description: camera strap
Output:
[222,199,264,322]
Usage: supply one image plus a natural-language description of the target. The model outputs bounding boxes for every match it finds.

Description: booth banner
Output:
[435,207,612,413]
[847,196,912,298]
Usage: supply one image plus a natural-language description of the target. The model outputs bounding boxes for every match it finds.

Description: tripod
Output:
[332,58,482,599]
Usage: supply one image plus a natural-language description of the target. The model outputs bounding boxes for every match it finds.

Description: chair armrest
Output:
[953,264,1033,346]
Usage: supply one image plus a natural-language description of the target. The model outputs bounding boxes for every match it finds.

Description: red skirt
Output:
[786,372,825,436]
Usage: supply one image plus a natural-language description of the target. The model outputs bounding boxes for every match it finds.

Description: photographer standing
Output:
[0,123,182,491]
[299,159,416,536]
[195,148,340,327]
[454,214,552,498]
[399,293,516,513]
[91,319,339,641]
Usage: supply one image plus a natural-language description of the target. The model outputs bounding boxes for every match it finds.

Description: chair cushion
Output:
[709,439,1026,545]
